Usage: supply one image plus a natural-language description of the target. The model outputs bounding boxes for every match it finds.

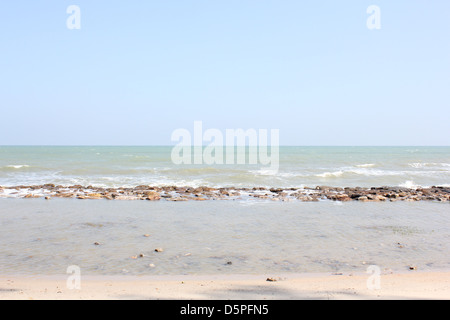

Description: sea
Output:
[1,146,449,189]
[0,146,449,276]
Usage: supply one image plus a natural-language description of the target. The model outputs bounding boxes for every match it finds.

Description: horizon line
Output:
[0,145,449,148]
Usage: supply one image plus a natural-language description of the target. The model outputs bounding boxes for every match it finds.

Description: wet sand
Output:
[1,271,449,300]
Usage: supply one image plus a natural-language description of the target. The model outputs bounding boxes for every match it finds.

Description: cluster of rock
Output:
[1,184,449,202]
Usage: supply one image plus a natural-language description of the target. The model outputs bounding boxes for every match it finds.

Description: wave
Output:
[355,164,375,168]
[399,180,420,189]
[6,165,30,169]
[316,168,399,178]
[316,171,344,178]
[409,163,450,169]
[249,169,297,177]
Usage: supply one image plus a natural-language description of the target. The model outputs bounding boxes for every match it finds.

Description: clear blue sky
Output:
[0,1,449,145]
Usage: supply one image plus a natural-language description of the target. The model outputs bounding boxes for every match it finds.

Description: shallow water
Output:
[0,199,448,276]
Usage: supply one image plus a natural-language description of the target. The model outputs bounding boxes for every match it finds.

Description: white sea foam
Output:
[316,170,344,178]
[409,162,450,169]
[349,168,401,176]
[250,169,279,176]
[355,163,375,168]
[316,168,413,179]
[6,165,29,169]
[399,180,421,189]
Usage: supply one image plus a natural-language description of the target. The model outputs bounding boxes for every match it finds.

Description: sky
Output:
[0,0,449,146]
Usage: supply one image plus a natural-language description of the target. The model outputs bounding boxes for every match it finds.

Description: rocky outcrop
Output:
[0,184,448,202]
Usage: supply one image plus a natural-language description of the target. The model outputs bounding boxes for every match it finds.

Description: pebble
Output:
[154,248,164,252]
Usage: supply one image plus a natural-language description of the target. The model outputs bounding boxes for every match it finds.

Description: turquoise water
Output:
[0,146,449,188]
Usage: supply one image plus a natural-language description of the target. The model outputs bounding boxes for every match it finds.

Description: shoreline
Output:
[1,271,449,300]
[1,184,449,202]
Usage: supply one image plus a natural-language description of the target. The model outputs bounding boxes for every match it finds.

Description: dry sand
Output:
[1,271,449,300]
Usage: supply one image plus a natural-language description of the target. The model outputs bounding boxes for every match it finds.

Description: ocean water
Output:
[0,146,449,188]
[0,146,449,276]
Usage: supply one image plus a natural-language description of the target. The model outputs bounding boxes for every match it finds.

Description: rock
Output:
[252,194,270,199]
[409,266,417,270]
[93,242,101,246]
[143,234,150,237]
[357,196,369,202]
[44,196,51,200]
[385,193,398,199]
[330,194,351,201]
[266,277,277,282]
[135,185,150,190]
[226,261,232,265]
[219,189,231,196]
[53,192,75,198]
[113,195,139,200]
[168,197,188,201]
[316,186,332,191]
[161,193,173,198]
[374,195,387,201]
[144,191,161,201]
[23,194,40,199]
[154,248,164,252]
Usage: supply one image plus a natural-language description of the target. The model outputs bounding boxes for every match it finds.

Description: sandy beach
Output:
[1,271,449,300]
